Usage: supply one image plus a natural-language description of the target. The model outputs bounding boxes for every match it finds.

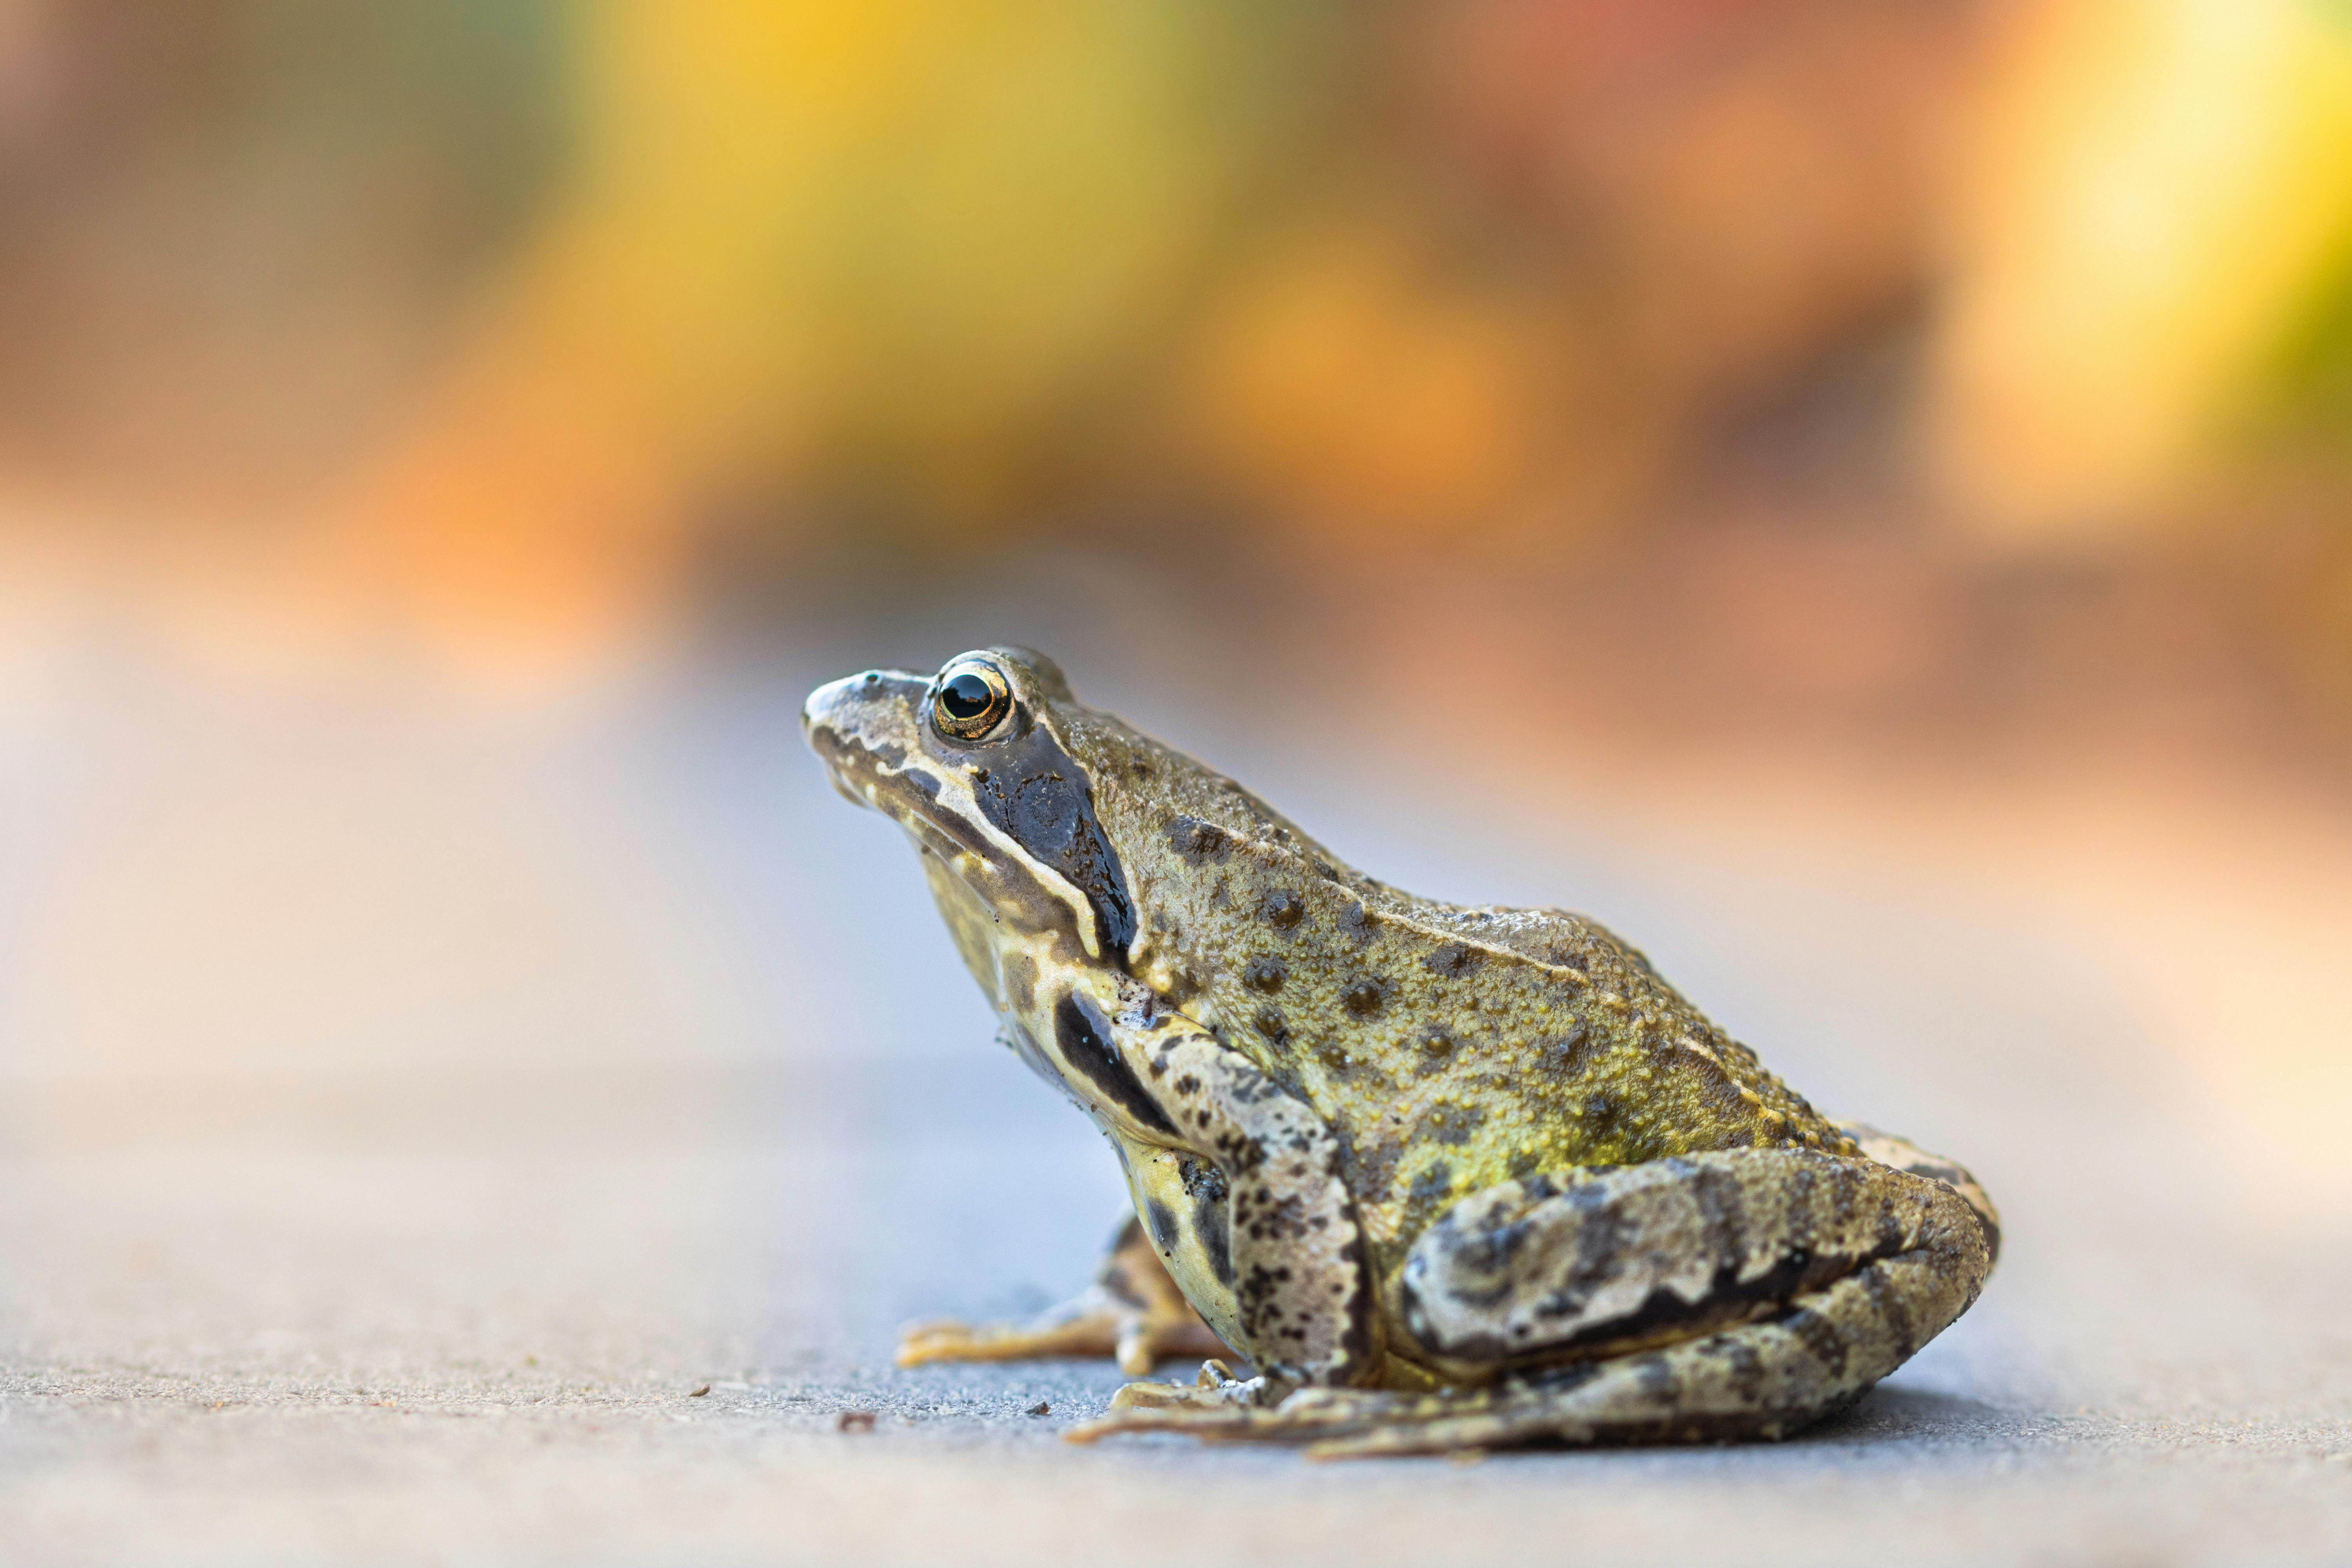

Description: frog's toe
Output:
[1061,1361,1256,1434]
[1064,1381,1232,1442]
[897,1212,1231,1372]
[1063,1382,1423,1445]
[1291,1388,1594,1458]
[895,1294,1224,1373]
[895,1315,1114,1368]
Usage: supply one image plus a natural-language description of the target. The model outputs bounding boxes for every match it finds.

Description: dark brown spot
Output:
[1254,1007,1290,1045]
[1166,815,1231,866]
[1428,1104,1486,1146]
[1261,889,1305,930]
[1315,1036,1382,1079]
[1780,1305,1849,1374]
[1541,1024,1592,1072]
[1863,1265,1918,1357]
[1710,1336,1768,1403]
[1341,977,1391,1017]
[1241,956,1287,993]
[1424,942,1480,978]
[1406,1162,1455,1228]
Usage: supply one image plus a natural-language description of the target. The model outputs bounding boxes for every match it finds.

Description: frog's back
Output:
[1069,705,1852,1274]
[1258,887,1851,1250]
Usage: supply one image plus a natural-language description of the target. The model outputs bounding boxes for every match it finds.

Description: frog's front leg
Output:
[896,1214,1227,1376]
[906,973,1374,1403]
[1060,976,1377,1409]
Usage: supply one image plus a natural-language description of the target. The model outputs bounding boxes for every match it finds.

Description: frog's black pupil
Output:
[939,672,996,722]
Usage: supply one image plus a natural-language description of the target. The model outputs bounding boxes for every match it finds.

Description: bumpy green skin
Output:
[1051,698,1855,1305]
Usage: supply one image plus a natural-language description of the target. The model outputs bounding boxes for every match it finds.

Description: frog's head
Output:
[802,648,1139,976]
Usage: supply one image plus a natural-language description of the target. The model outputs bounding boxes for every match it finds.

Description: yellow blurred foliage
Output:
[1931,0,2352,537]
[323,0,1316,666]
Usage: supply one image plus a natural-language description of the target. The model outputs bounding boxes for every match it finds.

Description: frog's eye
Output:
[932,659,1014,742]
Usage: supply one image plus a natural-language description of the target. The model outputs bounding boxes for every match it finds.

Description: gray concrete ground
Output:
[3,634,2350,1565]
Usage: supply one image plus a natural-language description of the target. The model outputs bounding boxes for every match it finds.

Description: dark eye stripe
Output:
[966,737,1137,960]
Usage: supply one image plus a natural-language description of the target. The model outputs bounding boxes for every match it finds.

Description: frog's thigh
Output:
[1369,1150,1993,1448]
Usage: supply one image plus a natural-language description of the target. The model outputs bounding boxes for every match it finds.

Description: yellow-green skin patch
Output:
[1051,700,1855,1350]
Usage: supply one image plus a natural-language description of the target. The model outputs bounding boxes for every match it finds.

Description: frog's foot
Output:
[1061,1359,1309,1442]
[1065,1374,1512,1454]
[897,1216,1227,1377]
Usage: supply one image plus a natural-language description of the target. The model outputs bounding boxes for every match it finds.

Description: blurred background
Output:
[2,0,2350,711]
[4,4,2352,1559]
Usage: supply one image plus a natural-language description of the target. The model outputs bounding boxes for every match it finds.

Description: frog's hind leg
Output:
[1068,1148,1994,1454]
[1065,1265,1940,1457]
[1291,1259,1944,1458]
[897,1216,1227,1376]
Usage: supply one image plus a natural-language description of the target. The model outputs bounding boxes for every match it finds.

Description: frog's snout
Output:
[803,671,893,742]
[802,666,930,773]
[799,674,853,750]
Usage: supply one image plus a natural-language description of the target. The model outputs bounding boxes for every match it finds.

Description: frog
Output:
[802,648,1998,1455]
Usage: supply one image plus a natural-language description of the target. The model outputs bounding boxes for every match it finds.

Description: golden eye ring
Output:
[932,659,1013,741]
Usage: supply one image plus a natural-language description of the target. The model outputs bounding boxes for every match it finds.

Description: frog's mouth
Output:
[803,668,979,852]
[803,667,1125,962]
